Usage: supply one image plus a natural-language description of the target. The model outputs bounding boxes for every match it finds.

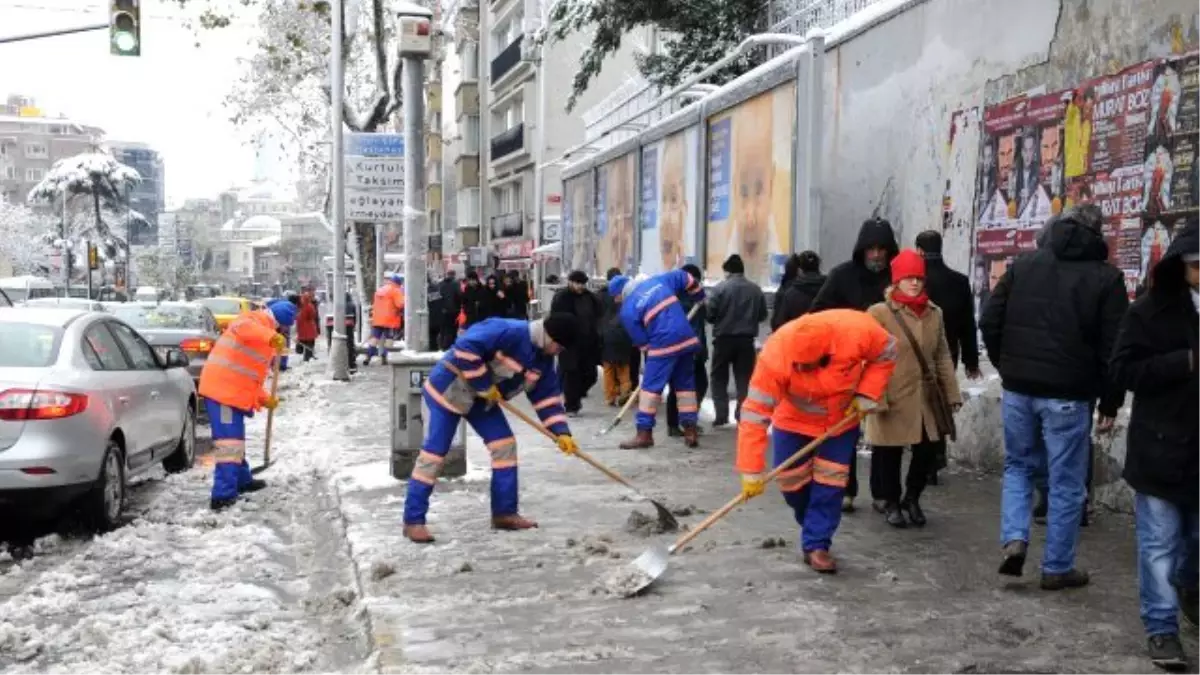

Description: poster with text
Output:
[563,172,595,276]
[595,153,636,274]
[704,82,795,285]
[639,127,700,275]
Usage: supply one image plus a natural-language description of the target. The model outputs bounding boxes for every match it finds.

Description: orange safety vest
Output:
[198,309,278,412]
[735,309,898,475]
[371,283,404,329]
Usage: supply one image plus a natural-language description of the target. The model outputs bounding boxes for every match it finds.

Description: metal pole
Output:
[791,33,824,255]
[0,23,107,45]
[60,196,70,295]
[478,5,491,260]
[532,8,548,256]
[403,56,429,351]
[329,0,350,380]
[86,240,94,300]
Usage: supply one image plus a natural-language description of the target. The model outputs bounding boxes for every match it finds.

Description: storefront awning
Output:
[531,241,561,259]
[498,257,533,269]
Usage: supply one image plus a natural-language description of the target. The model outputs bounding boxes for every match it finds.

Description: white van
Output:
[134,286,162,303]
[0,275,56,304]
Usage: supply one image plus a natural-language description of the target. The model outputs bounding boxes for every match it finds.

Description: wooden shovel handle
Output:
[262,351,283,464]
[667,412,865,554]
[496,398,639,490]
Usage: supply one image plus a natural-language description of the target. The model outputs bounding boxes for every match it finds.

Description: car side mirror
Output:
[163,348,190,369]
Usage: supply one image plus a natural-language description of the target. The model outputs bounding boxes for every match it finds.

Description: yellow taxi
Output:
[197,296,253,331]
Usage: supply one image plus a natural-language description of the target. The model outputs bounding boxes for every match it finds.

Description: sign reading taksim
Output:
[345,132,405,222]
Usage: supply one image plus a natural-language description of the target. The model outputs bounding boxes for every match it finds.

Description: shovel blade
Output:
[604,544,669,597]
[649,500,680,531]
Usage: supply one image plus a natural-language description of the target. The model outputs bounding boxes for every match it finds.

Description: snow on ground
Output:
[0,358,370,674]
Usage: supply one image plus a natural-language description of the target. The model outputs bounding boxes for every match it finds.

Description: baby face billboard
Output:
[563,172,595,275]
[639,127,700,275]
[595,154,637,273]
[705,82,795,285]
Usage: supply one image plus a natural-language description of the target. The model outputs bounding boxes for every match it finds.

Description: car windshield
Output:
[199,298,242,315]
[112,304,205,329]
[25,298,95,310]
[0,321,62,367]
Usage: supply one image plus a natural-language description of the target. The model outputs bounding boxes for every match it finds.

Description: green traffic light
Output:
[110,6,139,56]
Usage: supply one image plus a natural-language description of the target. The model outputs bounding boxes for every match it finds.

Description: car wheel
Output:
[86,440,126,532]
[163,405,197,473]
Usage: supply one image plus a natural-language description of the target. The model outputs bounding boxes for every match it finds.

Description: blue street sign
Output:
[346,133,405,157]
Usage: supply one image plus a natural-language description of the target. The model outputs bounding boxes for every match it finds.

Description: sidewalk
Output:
[327,366,1192,674]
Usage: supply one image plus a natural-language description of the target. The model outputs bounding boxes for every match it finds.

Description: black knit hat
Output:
[723,254,745,274]
[542,312,578,349]
[567,270,589,284]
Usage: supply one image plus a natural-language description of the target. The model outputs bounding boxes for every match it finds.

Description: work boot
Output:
[803,549,837,574]
[682,425,699,448]
[491,514,539,531]
[667,426,683,437]
[619,429,654,449]
[210,497,237,512]
[998,540,1027,577]
[1040,568,1090,591]
[841,496,856,513]
[403,524,435,544]
[883,502,907,528]
[900,499,926,527]
[871,499,888,514]
[240,478,267,493]
[1147,634,1187,671]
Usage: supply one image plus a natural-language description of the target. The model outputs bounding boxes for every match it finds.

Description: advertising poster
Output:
[638,127,701,276]
[595,153,636,274]
[563,172,595,275]
[704,83,795,285]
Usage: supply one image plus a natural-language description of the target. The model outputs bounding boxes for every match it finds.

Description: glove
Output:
[262,395,280,410]
[846,395,878,417]
[482,385,503,405]
[741,473,765,500]
[270,333,287,353]
[555,435,579,456]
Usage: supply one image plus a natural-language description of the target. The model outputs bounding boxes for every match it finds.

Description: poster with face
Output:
[705,83,795,285]
[1148,61,1183,145]
[596,154,635,273]
[638,128,700,275]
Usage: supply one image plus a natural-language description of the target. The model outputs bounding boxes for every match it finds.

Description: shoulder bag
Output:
[888,305,957,441]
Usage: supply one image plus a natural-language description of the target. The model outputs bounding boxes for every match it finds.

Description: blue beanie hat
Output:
[268,299,297,328]
[391,274,404,285]
[607,274,630,298]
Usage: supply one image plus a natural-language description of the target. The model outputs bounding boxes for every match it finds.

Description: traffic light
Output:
[109,0,140,57]
[88,243,99,271]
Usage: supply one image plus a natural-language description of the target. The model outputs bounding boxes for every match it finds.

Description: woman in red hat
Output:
[864,249,962,528]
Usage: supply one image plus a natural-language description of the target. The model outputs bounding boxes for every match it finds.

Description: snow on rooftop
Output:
[250,234,281,248]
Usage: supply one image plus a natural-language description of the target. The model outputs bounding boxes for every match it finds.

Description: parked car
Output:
[197,296,253,332]
[23,297,107,312]
[0,275,56,304]
[0,307,197,538]
[106,301,219,386]
[0,289,11,307]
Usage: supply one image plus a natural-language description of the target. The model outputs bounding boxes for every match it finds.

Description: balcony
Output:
[455,155,480,188]
[455,81,479,118]
[489,123,524,162]
[490,34,523,86]
[490,211,523,240]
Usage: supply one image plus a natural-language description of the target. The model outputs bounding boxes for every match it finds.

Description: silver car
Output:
[0,307,197,538]
[23,297,107,312]
[106,301,219,385]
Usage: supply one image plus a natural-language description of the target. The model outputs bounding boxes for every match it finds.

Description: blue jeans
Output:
[1136,493,1199,636]
[1000,391,1091,574]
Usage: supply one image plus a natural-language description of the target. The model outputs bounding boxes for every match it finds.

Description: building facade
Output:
[0,94,105,207]
[107,140,165,247]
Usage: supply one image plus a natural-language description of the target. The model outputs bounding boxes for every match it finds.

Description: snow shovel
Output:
[251,354,284,475]
[597,300,705,438]
[613,411,866,597]
[485,394,679,531]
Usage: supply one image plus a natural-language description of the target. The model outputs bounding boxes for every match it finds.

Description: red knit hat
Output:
[890,248,926,284]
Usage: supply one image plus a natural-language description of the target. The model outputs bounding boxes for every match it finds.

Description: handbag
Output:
[888,306,957,441]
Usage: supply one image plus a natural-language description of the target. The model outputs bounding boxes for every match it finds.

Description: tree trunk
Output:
[355,222,377,298]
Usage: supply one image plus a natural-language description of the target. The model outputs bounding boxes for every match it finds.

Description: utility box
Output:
[390,352,466,480]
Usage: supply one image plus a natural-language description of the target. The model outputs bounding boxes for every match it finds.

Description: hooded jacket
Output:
[811,218,899,312]
[1111,221,1198,506]
[979,208,1129,415]
[771,273,826,330]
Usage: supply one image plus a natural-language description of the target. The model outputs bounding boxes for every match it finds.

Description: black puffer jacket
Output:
[771,273,825,330]
[1111,221,1198,506]
[811,218,899,312]
[979,207,1129,415]
[922,256,979,371]
[599,287,634,364]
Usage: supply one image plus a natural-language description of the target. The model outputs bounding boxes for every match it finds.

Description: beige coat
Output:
[863,297,962,446]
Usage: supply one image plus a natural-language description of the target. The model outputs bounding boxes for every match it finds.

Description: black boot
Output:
[210,497,237,511]
[883,502,907,528]
[1040,568,1090,590]
[900,498,926,527]
[241,478,267,493]
[999,540,1027,577]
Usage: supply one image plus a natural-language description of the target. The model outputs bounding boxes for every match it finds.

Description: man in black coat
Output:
[435,270,461,350]
[1111,220,1198,669]
[551,270,603,414]
[599,269,635,406]
[810,216,899,512]
[981,205,1128,589]
[706,254,767,426]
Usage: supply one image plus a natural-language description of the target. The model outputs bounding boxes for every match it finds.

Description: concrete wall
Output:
[818,0,1197,511]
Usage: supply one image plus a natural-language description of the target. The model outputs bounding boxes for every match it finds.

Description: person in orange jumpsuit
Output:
[364,274,405,366]
[736,309,897,573]
[198,306,288,510]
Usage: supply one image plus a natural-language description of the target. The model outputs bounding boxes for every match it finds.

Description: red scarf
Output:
[891,288,929,316]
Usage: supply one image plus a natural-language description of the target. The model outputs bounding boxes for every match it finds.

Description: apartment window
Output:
[0,143,7,157]
[3,166,15,180]
[25,168,44,182]
[462,43,479,81]
[24,142,47,159]
[464,115,480,154]
[48,125,63,134]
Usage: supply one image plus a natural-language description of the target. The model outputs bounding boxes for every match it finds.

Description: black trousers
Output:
[298,339,316,361]
[870,430,944,504]
[710,336,756,424]
[666,358,710,429]
[437,317,458,350]
[561,355,597,412]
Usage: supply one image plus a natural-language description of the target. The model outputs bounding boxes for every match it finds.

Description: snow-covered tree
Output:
[540,0,766,111]
[135,248,196,291]
[0,197,55,276]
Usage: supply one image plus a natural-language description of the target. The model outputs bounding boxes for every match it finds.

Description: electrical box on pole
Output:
[88,243,99,270]
[109,0,140,57]
[396,2,433,57]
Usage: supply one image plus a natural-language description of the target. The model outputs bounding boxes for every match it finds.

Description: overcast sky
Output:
[1,0,268,206]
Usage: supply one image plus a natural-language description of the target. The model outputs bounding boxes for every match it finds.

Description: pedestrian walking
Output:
[198,304,290,510]
[266,296,298,371]
[482,274,507,320]
[551,271,603,414]
[666,263,710,439]
[980,204,1128,588]
[771,251,825,330]
[1110,221,1198,670]
[402,314,582,543]
[364,274,404,366]
[706,254,767,427]
[437,271,461,350]
[913,230,980,486]
[609,268,706,449]
[736,309,897,573]
[296,292,320,361]
[863,249,962,528]
[462,271,487,328]
[599,269,635,406]
[427,273,444,350]
[811,216,900,512]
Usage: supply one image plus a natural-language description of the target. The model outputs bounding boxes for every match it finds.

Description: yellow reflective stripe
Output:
[207,355,260,381]
[489,441,518,463]
[644,295,678,324]
[453,349,481,361]
[463,364,489,378]
[216,334,271,367]
[542,414,567,427]
[788,394,828,415]
[877,334,898,362]
[647,336,699,357]
[533,395,562,410]
[747,387,777,407]
[740,408,771,425]
[813,458,849,487]
[412,450,445,484]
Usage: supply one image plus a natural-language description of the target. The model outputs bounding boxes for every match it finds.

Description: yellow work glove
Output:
[555,434,579,456]
[263,395,280,410]
[741,473,765,500]
[845,394,878,417]
[270,333,287,354]
[482,385,503,405]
